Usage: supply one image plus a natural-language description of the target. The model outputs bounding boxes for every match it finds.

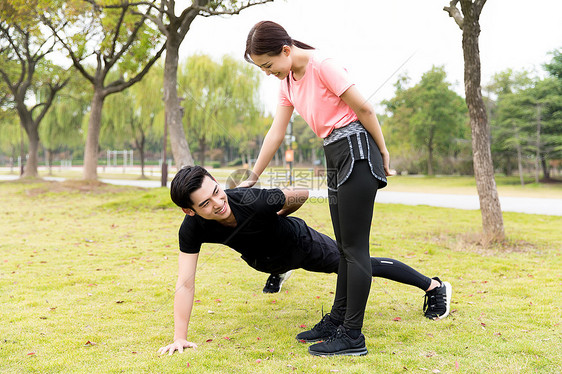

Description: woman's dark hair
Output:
[170,166,213,209]
[244,21,314,64]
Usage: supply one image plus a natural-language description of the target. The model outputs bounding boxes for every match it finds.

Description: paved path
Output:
[1,175,561,216]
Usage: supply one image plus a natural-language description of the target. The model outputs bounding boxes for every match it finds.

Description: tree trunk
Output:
[14,102,39,178]
[198,136,206,166]
[535,104,541,183]
[163,36,194,169]
[427,146,434,176]
[83,90,105,180]
[22,122,40,178]
[516,143,524,187]
[541,157,550,181]
[140,147,146,178]
[47,148,54,176]
[427,128,434,176]
[460,1,504,240]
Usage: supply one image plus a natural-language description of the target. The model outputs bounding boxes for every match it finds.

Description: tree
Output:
[40,73,90,174]
[489,66,562,184]
[529,78,562,181]
[383,66,468,175]
[292,114,323,165]
[42,1,166,180]
[0,5,68,177]
[0,105,22,171]
[178,54,262,166]
[542,48,562,179]
[141,0,272,170]
[486,69,534,181]
[103,65,164,177]
[544,48,562,80]
[444,0,504,241]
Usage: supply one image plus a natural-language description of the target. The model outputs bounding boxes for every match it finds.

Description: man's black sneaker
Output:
[262,270,292,293]
[308,326,368,356]
[423,277,452,320]
[296,313,339,343]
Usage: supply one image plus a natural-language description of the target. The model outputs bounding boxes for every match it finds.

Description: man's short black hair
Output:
[170,166,213,209]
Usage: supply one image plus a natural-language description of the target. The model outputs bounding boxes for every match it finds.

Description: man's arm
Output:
[277,189,309,217]
[158,252,199,356]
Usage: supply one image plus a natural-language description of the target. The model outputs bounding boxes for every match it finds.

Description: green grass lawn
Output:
[1,179,561,373]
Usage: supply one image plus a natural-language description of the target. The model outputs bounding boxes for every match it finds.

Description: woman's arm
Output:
[239,104,294,187]
[340,85,396,176]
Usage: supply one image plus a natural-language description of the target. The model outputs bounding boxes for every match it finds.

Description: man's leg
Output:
[300,227,452,319]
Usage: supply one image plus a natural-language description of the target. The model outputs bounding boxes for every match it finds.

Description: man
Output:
[157,166,452,356]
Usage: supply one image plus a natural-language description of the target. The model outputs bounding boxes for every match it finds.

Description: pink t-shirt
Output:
[278,53,358,139]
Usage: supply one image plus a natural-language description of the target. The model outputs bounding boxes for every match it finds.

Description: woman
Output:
[242,21,449,356]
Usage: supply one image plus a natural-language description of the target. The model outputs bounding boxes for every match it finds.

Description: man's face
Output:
[184,176,231,221]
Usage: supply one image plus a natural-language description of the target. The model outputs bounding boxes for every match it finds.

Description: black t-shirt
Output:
[178,188,309,261]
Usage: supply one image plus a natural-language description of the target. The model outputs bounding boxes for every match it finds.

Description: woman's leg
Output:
[329,160,378,330]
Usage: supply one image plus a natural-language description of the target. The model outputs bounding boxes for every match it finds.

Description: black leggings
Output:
[328,160,379,330]
[368,257,431,291]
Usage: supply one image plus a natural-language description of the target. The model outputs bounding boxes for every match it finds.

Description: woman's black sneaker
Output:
[296,314,339,343]
[308,326,368,356]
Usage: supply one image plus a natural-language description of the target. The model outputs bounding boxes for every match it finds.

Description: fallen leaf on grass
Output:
[206,339,213,343]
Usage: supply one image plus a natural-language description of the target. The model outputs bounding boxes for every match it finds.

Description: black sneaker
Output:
[423,277,452,320]
[308,326,368,356]
[262,270,292,293]
[296,313,339,343]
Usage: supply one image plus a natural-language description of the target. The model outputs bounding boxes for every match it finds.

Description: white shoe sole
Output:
[437,281,452,320]
[278,270,293,290]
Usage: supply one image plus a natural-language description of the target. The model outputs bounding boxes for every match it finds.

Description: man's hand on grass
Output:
[158,339,198,356]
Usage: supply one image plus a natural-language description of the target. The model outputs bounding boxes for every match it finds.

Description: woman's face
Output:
[250,45,292,80]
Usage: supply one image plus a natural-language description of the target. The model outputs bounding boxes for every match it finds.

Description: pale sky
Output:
[180,0,562,115]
